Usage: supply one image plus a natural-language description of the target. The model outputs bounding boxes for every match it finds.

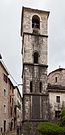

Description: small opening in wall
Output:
[30,81,33,92]
[34,52,39,64]
[55,77,57,83]
[56,96,60,103]
[32,15,40,29]
[55,111,61,119]
[40,82,42,93]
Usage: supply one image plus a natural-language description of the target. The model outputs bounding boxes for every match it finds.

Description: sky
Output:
[0,0,65,85]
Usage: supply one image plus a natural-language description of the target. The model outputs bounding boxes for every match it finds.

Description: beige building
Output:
[14,86,22,127]
[48,68,65,120]
[0,57,16,133]
[8,78,15,130]
[0,58,9,133]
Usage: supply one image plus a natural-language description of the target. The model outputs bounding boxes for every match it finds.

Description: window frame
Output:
[3,74,8,83]
[30,81,33,93]
[32,15,40,29]
[34,52,39,64]
[39,82,42,93]
[4,89,6,96]
[56,96,60,103]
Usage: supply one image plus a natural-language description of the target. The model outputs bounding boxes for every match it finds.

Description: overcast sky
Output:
[0,0,65,85]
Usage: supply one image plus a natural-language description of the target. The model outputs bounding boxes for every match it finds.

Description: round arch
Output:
[32,15,40,29]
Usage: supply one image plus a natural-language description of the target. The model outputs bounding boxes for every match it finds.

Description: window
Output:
[10,107,12,116]
[34,52,39,64]
[4,89,6,96]
[40,82,42,93]
[30,81,33,92]
[56,96,60,103]
[4,105,6,113]
[4,120,6,132]
[55,111,61,118]
[1,127,2,133]
[10,96,11,103]
[55,77,57,83]
[32,15,40,29]
[12,98,13,106]
[3,74,7,83]
[10,84,11,89]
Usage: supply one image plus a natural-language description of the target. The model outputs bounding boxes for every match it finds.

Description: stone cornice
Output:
[48,84,65,92]
[23,32,48,38]
[23,93,49,96]
[23,62,48,68]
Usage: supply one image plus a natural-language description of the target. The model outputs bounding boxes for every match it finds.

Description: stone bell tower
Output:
[21,6,49,126]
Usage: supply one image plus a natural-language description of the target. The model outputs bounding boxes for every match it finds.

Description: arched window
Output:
[30,81,33,92]
[39,82,42,93]
[34,52,39,64]
[32,15,40,29]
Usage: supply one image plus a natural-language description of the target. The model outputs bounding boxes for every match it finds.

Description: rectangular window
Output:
[4,89,6,96]
[10,96,11,103]
[10,84,11,89]
[56,96,60,103]
[4,120,6,132]
[10,107,12,116]
[3,74,7,83]
[55,77,57,83]
[40,82,42,93]
[55,111,61,118]
[30,81,33,92]
[12,98,13,106]
[4,105,6,113]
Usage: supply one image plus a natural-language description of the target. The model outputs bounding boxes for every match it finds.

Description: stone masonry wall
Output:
[23,34,48,65]
[23,8,48,35]
[0,64,9,133]
[48,69,65,86]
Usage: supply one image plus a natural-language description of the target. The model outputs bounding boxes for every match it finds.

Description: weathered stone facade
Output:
[48,68,65,86]
[21,7,49,133]
[0,60,9,133]
[48,68,65,120]
[0,59,18,134]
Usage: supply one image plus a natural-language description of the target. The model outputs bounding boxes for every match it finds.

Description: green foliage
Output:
[37,122,65,135]
[60,108,65,118]
[60,108,65,126]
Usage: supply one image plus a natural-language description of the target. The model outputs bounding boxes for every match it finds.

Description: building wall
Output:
[0,64,9,133]
[8,80,14,130]
[14,87,22,126]
[49,91,65,119]
[23,35,48,65]
[48,69,65,86]
[22,8,48,35]
[48,68,65,120]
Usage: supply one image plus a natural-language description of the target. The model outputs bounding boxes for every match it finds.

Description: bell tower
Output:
[21,7,49,123]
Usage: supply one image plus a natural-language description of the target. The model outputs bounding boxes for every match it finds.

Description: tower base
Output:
[21,120,48,135]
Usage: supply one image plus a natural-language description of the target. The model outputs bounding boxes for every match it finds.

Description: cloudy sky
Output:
[0,0,65,85]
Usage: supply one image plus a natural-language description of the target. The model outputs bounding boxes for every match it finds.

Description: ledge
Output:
[23,32,48,38]
[23,93,49,96]
[22,119,48,123]
[48,84,65,92]
[23,62,48,68]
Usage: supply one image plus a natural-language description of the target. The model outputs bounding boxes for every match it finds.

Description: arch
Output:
[32,15,40,29]
[34,52,39,64]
